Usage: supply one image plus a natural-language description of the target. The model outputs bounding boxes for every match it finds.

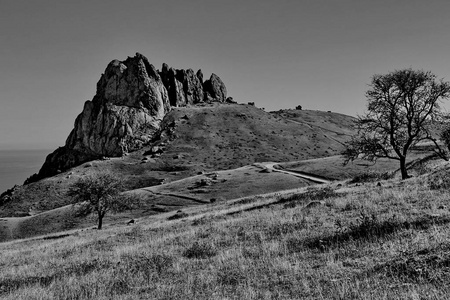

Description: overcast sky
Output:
[2,0,450,149]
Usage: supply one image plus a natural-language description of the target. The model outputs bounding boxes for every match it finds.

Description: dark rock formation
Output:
[160,64,186,107]
[33,53,229,181]
[159,64,204,106]
[204,73,227,102]
[70,53,170,155]
[179,68,204,104]
[196,70,204,84]
[38,53,170,178]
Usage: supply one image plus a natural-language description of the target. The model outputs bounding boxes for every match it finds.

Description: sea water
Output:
[0,149,50,194]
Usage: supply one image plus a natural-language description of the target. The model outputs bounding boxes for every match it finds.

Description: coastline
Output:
[0,149,51,193]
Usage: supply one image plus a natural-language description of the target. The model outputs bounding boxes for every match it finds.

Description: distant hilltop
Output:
[31,53,232,181]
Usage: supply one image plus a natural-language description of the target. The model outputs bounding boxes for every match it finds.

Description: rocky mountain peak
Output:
[33,53,229,180]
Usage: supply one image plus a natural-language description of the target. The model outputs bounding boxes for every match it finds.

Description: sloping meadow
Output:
[2,171,450,299]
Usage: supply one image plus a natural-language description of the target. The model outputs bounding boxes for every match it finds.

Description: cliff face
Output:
[35,53,227,180]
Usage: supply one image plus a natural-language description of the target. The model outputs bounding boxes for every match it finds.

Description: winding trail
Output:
[257,162,330,184]
[0,216,29,240]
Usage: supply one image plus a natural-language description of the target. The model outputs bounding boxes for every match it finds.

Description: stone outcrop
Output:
[204,73,227,102]
[160,64,186,107]
[159,64,204,106]
[34,53,229,180]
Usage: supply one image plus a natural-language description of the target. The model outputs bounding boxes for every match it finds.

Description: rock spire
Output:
[35,53,228,179]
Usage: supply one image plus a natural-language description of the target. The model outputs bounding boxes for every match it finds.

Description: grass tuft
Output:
[372,243,450,284]
[305,212,450,251]
[182,241,217,259]
[217,261,247,286]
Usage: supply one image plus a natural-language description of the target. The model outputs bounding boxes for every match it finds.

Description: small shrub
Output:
[342,199,360,211]
[346,211,399,240]
[152,162,190,172]
[125,225,144,238]
[428,171,450,190]
[109,276,132,295]
[167,211,189,220]
[149,254,175,275]
[242,246,264,259]
[183,241,217,259]
[283,201,298,209]
[416,162,432,176]
[42,233,71,240]
[151,205,169,213]
[217,262,247,286]
[349,171,392,184]
[285,237,303,253]
[192,217,211,226]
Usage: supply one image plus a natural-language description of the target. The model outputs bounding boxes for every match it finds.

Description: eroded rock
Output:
[33,53,229,181]
[204,73,227,102]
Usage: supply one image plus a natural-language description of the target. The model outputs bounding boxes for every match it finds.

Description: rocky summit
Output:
[35,53,227,180]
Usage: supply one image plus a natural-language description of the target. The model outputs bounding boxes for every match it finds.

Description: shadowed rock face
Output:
[66,54,170,157]
[204,73,227,102]
[35,53,228,180]
[159,64,205,106]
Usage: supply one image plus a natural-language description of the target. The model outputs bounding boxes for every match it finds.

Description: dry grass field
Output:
[2,104,448,299]
[2,160,450,299]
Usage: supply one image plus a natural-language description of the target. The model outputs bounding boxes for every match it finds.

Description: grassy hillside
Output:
[0,164,315,242]
[0,104,356,218]
[1,160,450,299]
[278,148,437,181]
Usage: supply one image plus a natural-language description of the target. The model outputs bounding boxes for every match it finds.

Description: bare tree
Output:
[68,173,123,229]
[343,69,450,179]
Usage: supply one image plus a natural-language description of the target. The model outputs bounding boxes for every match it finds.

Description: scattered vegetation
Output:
[348,171,393,184]
[428,170,450,190]
[182,241,217,259]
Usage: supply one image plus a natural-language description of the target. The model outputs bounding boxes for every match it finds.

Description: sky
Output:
[2,0,450,150]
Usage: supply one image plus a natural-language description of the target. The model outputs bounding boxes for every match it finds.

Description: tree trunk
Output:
[97,212,103,230]
[400,156,408,180]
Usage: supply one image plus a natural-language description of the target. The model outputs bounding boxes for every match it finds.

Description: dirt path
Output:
[0,216,30,240]
[257,162,330,184]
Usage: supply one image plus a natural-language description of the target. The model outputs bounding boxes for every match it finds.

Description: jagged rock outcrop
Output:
[179,68,204,104]
[38,53,170,178]
[34,53,229,180]
[160,64,186,107]
[204,73,227,102]
[159,64,204,106]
